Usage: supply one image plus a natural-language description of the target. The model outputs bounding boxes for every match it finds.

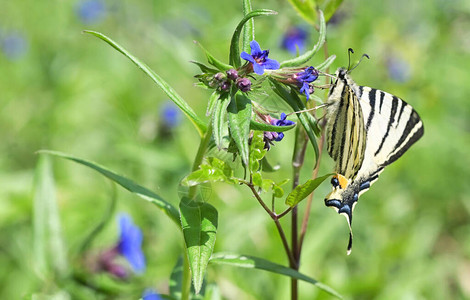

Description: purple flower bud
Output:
[214,72,224,81]
[220,80,230,91]
[236,77,251,92]
[226,69,238,81]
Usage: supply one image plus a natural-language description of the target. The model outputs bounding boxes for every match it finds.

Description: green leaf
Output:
[229,9,278,67]
[194,41,233,71]
[210,253,343,299]
[241,0,255,54]
[227,92,252,165]
[191,60,219,74]
[181,157,235,187]
[212,93,231,149]
[206,91,220,117]
[286,0,317,26]
[38,150,180,225]
[249,119,296,132]
[33,155,68,277]
[315,54,336,71]
[252,172,263,187]
[180,199,218,294]
[280,10,326,68]
[285,173,333,206]
[83,30,207,136]
[249,132,267,173]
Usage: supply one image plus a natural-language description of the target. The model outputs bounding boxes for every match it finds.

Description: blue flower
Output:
[142,289,162,300]
[117,214,146,273]
[1,32,28,60]
[269,113,295,142]
[161,102,182,128]
[76,0,106,24]
[281,27,308,55]
[240,40,280,75]
[294,66,318,100]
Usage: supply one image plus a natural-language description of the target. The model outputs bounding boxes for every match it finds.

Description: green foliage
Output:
[211,93,231,150]
[84,30,207,137]
[180,199,218,294]
[227,91,252,165]
[285,0,343,25]
[229,9,278,67]
[285,173,333,207]
[182,157,236,187]
[39,150,181,225]
[209,253,342,299]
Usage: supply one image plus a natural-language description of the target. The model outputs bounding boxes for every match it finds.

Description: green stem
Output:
[181,247,192,300]
[188,122,213,200]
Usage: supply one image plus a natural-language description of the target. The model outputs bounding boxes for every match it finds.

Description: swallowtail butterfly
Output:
[325,67,424,254]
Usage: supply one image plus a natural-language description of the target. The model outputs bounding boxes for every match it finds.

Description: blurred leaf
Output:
[269,80,319,161]
[182,157,235,187]
[280,10,326,68]
[83,31,207,136]
[229,9,278,67]
[241,0,255,54]
[260,157,280,172]
[249,119,296,132]
[210,253,343,299]
[317,0,344,22]
[227,92,252,165]
[252,172,263,187]
[212,93,231,149]
[202,284,221,300]
[286,0,317,25]
[285,173,333,207]
[315,54,336,71]
[169,256,183,300]
[194,41,233,71]
[33,155,68,277]
[38,150,180,226]
[273,185,284,198]
[180,199,218,294]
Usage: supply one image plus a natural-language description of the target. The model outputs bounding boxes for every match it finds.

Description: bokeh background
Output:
[1,0,469,299]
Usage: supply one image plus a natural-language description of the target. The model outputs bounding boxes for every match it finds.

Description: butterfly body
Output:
[325,68,424,254]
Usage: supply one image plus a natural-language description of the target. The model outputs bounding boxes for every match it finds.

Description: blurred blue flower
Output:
[294,66,319,100]
[1,32,28,60]
[142,289,162,300]
[76,0,106,24]
[387,55,411,83]
[281,26,308,55]
[241,40,280,75]
[117,213,146,274]
[161,102,182,128]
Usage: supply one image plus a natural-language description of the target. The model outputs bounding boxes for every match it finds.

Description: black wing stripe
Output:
[378,90,385,113]
[327,79,344,158]
[365,88,376,130]
[374,95,398,156]
[383,112,424,166]
[338,86,352,170]
[396,99,406,124]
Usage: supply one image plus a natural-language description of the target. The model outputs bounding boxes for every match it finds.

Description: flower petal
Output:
[262,58,280,71]
[249,40,262,56]
[240,51,255,63]
[253,62,265,75]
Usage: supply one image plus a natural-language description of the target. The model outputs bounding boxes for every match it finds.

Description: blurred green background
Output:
[1,0,469,299]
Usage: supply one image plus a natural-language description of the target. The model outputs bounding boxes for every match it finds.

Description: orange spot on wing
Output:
[337,174,349,190]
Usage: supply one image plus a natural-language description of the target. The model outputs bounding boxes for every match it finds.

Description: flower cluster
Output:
[263,113,296,150]
[294,66,319,100]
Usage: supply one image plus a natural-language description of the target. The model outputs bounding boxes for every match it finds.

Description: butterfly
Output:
[325,66,424,254]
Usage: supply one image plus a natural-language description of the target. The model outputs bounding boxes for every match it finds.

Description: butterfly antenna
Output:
[347,48,354,70]
[349,53,370,72]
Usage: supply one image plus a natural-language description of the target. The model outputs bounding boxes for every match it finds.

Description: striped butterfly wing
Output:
[326,69,367,180]
[325,68,424,254]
